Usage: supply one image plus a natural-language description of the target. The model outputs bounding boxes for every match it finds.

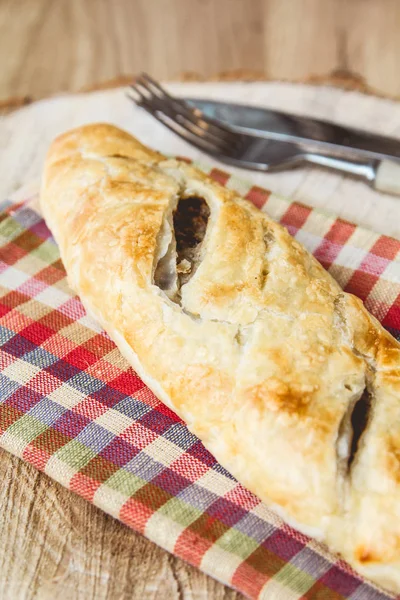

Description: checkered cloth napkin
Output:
[1,165,399,600]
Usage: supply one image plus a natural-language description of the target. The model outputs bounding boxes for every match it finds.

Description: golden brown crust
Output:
[41,124,400,594]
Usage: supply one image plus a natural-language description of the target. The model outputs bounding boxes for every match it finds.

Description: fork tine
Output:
[131,96,219,155]
[128,84,146,104]
[131,82,234,153]
[139,72,240,142]
[128,85,230,156]
[129,85,215,148]
[137,73,241,147]
[134,79,238,152]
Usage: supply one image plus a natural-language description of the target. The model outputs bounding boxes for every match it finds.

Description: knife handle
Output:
[374,160,400,196]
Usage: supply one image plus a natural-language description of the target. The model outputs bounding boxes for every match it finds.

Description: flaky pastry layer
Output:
[41,124,400,594]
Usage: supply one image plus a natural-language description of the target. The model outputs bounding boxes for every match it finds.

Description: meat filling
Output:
[173,196,210,287]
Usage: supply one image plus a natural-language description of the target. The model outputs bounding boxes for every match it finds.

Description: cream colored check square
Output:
[61,322,96,344]
[368,278,400,309]
[0,266,29,290]
[13,254,47,277]
[103,348,128,368]
[261,194,288,221]
[95,408,133,436]
[17,298,53,320]
[48,383,86,410]
[94,485,128,520]
[260,580,304,600]
[35,286,71,310]
[0,431,27,459]
[251,501,284,528]
[301,210,334,238]
[201,546,243,583]
[347,227,379,251]
[145,436,183,466]
[145,512,185,553]
[381,260,400,284]
[45,455,77,488]
[78,314,104,333]
[196,469,237,496]
[3,358,41,385]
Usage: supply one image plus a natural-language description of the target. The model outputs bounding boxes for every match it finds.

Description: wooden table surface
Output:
[2,0,400,108]
[1,1,400,599]
[0,454,242,599]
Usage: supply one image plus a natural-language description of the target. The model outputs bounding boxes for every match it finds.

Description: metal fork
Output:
[127,74,400,195]
[128,74,244,156]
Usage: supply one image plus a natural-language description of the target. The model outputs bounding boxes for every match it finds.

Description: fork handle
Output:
[374,160,400,196]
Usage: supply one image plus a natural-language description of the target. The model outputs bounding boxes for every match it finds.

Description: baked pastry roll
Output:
[41,124,400,594]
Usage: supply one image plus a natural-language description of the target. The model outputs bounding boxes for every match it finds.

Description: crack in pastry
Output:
[153,193,210,306]
[348,384,372,469]
[174,195,210,288]
[260,226,274,289]
[336,381,373,478]
[153,203,178,300]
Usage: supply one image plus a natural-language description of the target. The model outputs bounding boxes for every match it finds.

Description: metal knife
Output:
[186,99,400,164]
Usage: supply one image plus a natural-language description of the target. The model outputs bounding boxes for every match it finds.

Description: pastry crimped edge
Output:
[40,123,400,594]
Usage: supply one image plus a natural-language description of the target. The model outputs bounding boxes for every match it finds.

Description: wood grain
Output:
[0,449,242,599]
[263,0,339,81]
[2,0,400,103]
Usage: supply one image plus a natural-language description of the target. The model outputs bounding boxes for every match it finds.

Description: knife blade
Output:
[185,99,400,163]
